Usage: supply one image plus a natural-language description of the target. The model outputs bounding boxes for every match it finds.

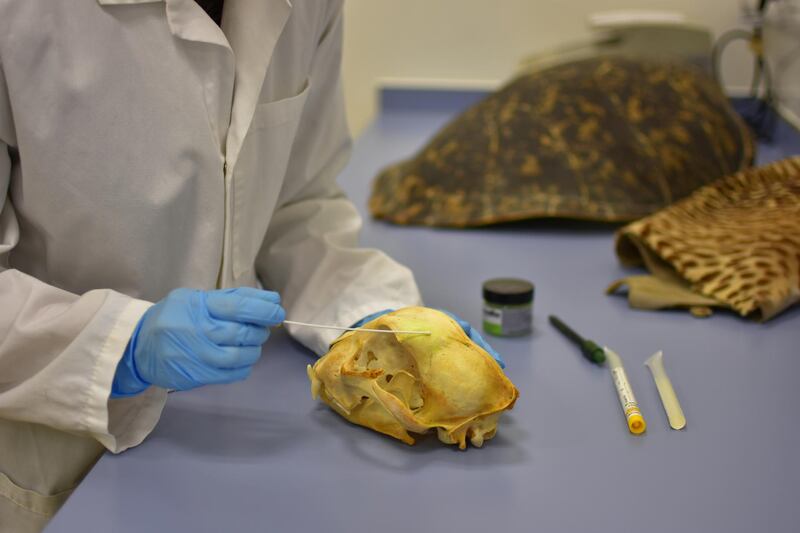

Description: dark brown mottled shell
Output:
[369,56,755,227]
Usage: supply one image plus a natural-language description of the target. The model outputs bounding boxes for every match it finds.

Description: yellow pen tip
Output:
[628,414,647,435]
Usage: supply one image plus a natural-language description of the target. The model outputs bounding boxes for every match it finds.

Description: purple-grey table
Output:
[48,91,800,532]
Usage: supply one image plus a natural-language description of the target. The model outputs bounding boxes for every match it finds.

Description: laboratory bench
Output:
[48,90,800,532]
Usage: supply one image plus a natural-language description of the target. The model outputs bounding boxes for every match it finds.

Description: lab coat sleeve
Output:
[0,60,165,454]
[257,3,423,355]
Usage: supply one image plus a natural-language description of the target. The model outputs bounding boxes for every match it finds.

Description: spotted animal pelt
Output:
[615,157,800,321]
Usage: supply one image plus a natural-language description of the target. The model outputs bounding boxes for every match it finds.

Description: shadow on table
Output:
[418,217,625,235]
[146,402,309,461]
[310,406,529,472]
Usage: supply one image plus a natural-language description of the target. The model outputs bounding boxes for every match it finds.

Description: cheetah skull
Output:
[307,307,519,449]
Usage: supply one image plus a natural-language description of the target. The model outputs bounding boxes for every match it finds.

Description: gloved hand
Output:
[351,308,506,368]
[111,287,285,397]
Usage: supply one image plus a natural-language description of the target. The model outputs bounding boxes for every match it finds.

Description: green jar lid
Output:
[483,278,534,305]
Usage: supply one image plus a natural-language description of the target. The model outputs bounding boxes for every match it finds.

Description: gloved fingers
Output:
[181,362,253,387]
[216,287,281,303]
[213,365,253,385]
[206,290,286,327]
[200,344,263,370]
[164,357,254,389]
[203,319,270,347]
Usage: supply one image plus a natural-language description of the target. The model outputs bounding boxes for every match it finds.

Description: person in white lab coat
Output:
[0,2,498,531]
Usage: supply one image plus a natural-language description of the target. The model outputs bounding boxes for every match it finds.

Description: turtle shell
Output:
[369,56,755,227]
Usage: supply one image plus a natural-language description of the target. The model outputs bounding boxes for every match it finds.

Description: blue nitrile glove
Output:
[351,308,506,368]
[111,288,285,397]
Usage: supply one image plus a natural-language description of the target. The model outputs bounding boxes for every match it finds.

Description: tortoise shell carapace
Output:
[369,56,755,227]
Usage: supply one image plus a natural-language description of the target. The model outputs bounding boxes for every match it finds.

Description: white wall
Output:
[342,0,800,135]
[765,2,800,127]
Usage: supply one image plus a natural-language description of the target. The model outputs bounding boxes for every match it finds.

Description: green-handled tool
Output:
[548,315,606,365]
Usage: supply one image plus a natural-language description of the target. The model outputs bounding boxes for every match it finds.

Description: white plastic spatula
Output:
[644,350,686,430]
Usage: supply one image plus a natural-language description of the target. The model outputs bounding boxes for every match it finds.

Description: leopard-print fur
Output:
[615,156,800,320]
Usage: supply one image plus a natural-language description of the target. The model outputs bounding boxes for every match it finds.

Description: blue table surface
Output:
[49,94,800,533]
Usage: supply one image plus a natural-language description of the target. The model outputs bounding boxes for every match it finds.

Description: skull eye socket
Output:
[352,349,380,371]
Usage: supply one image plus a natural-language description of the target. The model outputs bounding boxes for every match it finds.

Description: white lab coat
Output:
[0,0,422,529]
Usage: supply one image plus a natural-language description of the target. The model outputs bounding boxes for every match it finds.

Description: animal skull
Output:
[307,307,519,449]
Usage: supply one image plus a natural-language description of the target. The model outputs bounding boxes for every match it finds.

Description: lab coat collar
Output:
[97,0,162,4]
[98,0,229,48]
[222,0,293,173]
[98,0,293,173]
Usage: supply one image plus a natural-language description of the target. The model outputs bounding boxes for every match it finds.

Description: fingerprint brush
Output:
[548,315,606,365]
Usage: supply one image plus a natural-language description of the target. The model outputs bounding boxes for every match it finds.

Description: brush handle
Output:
[549,315,605,365]
[548,315,584,345]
